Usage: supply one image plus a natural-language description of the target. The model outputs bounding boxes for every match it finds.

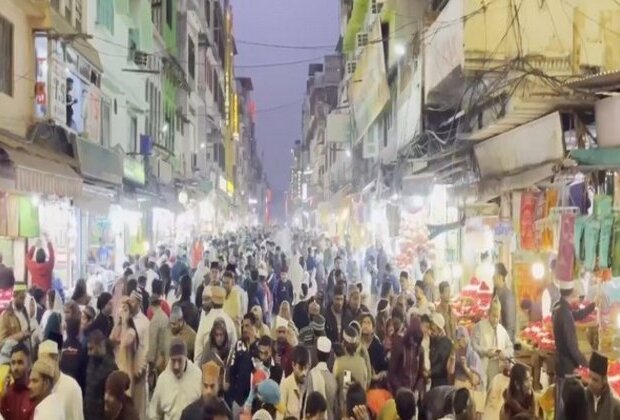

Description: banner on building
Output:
[349,19,390,143]
[325,111,350,143]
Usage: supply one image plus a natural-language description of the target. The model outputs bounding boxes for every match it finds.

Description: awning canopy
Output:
[49,9,103,70]
[0,147,83,197]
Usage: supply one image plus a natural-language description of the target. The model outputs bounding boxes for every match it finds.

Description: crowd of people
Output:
[0,227,615,420]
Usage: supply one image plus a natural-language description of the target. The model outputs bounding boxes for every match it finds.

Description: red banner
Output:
[520,192,537,250]
[555,213,576,282]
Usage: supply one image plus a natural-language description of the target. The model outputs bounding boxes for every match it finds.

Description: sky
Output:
[230,0,340,220]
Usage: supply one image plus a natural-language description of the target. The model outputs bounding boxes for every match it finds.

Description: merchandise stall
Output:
[152,207,175,248]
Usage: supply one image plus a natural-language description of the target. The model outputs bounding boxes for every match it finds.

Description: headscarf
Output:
[455,326,485,389]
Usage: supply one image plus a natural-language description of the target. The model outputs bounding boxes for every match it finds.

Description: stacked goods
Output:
[395,213,435,269]
[452,278,493,324]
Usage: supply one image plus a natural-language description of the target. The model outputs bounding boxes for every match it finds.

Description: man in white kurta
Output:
[471,299,513,387]
[149,338,202,420]
[194,286,238,364]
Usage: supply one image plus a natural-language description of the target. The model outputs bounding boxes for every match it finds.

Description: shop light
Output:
[161,123,169,133]
[345,148,351,158]
[248,198,258,205]
[31,194,41,206]
[452,263,463,279]
[531,261,545,280]
[411,195,424,208]
[142,241,150,253]
[178,190,189,206]
[391,193,400,201]
[394,43,406,57]
[200,142,206,149]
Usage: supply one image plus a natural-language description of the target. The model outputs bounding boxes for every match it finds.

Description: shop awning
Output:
[49,9,103,70]
[1,147,83,197]
[477,163,556,202]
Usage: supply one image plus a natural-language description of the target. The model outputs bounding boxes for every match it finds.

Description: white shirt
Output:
[134,311,151,372]
[471,319,513,384]
[53,372,84,420]
[234,284,248,315]
[192,261,209,293]
[34,393,65,420]
[194,308,238,363]
[146,269,160,294]
[148,360,202,420]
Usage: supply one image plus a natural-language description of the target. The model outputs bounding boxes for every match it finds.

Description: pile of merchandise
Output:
[452,278,493,327]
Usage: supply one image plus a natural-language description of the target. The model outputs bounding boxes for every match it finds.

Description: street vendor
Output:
[586,352,620,420]
[552,277,596,420]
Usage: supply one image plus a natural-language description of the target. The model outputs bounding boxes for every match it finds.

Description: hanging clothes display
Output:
[555,213,576,282]
[520,191,537,250]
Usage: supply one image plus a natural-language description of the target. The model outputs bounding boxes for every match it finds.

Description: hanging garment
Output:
[556,213,576,282]
[584,217,601,271]
[520,192,537,250]
[574,216,587,263]
[594,195,613,220]
[612,217,620,276]
[599,217,614,269]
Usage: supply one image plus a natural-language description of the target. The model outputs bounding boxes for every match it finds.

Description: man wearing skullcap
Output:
[471,298,513,386]
[586,352,620,419]
[333,325,369,395]
[181,361,232,420]
[0,284,32,349]
[30,358,64,420]
[127,287,150,419]
[274,315,295,376]
[195,285,237,364]
[304,337,338,420]
[38,339,84,420]
[149,337,202,420]
[104,370,139,420]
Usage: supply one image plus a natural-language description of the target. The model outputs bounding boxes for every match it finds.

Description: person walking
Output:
[0,342,34,420]
[149,338,202,420]
[585,352,620,419]
[304,337,338,420]
[492,263,516,341]
[84,330,118,420]
[104,370,140,420]
[30,358,65,420]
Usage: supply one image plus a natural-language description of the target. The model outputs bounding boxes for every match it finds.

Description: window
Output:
[100,98,111,147]
[205,0,211,28]
[152,0,162,34]
[74,0,83,31]
[96,0,114,33]
[51,0,60,11]
[166,0,173,28]
[0,15,13,96]
[356,32,368,48]
[371,0,384,14]
[129,116,138,152]
[188,36,195,80]
[65,0,74,24]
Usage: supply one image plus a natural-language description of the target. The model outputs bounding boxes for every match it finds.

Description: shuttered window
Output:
[0,14,13,97]
[96,0,114,33]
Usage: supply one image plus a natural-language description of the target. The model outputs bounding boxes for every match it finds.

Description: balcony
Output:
[424,0,620,140]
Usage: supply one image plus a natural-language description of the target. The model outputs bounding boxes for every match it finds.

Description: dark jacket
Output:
[274,280,293,312]
[60,334,88,390]
[429,335,452,388]
[366,335,388,374]
[113,398,140,420]
[87,313,114,338]
[181,397,232,420]
[388,334,425,394]
[227,339,259,406]
[552,298,593,377]
[325,307,342,344]
[342,305,370,331]
[174,299,200,332]
[84,354,118,420]
[293,300,310,330]
[586,386,620,420]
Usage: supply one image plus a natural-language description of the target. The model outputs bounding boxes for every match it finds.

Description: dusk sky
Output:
[231,0,340,220]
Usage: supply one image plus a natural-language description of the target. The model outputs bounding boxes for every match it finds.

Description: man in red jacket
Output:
[26,237,55,291]
[0,342,35,419]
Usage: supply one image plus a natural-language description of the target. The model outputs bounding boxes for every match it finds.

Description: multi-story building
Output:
[0,0,265,286]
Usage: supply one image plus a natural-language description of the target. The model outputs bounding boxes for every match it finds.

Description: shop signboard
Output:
[49,55,67,126]
[85,85,101,143]
[123,156,146,186]
[75,137,123,185]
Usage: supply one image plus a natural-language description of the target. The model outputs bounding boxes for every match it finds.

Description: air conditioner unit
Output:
[346,61,357,75]
[356,32,368,49]
[133,50,148,66]
[371,0,384,14]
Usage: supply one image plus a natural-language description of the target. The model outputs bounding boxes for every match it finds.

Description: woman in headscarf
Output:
[39,289,63,342]
[360,312,387,376]
[109,297,139,399]
[71,278,96,311]
[500,363,538,420]
[24,293,40,349]
[274,301,298,346]
[201,318,232,384]
[454,325,486,415]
